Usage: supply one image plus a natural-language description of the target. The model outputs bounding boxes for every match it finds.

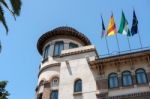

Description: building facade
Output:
[36,26,150,99]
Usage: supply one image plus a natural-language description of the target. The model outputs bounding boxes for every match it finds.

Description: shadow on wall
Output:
[74,95,83,99]
[66,61,73,75]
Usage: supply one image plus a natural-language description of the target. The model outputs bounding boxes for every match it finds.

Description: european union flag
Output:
[131,10,138,36]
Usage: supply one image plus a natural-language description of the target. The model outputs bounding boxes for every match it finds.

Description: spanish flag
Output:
[107,14,117,36]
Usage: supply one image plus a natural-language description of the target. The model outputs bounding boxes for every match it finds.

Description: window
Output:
[54,41,64,56]
[122,71,133,86]
[39,80,45,86]
[108,73,119,88]
[69,43,78,49]
[136,69,148,84]
[38,93,43,99]
[50,90,58,99]
[43,45,50,59]
[74,79,82,92]
[51,77,59,87]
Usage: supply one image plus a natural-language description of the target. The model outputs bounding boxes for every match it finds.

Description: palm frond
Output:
[0,40,1,53]
[0,5,8,33]
[0,0,16,20]
[10,0,22,16]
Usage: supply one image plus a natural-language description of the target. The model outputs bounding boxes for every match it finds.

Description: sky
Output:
[0,0,150,99]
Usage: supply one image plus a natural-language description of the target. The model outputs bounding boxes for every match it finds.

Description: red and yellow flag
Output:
[107,14,117,36]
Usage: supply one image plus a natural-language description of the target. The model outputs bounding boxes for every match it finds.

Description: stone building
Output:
[36,26,150,99]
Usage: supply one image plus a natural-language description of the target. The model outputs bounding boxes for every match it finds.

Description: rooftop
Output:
[89,47,150,66]
[37,26,91,55]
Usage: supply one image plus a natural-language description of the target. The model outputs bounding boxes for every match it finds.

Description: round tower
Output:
[36,26,97,99]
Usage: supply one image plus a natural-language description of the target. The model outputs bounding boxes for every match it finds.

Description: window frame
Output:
[108,73,119,89]
[43,44,50,59]
[135,68,148,85]
[74,79,82,92]
[69,42,78,49]
[50,90,58,99]
[122,71,133,87]
[53,41,64,57]
[51,77,59,87]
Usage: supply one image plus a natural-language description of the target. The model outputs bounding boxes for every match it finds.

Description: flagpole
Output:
[127,35,134,70]
[137,30,143,49]
[115,34,121,53]
[108,12,120,53]
[101,14,110,55]
[105,36,110,54]
[127,37,132,51]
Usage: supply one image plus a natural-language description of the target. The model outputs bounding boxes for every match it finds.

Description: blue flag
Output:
[101,16,106,39]
[131,10,138,36]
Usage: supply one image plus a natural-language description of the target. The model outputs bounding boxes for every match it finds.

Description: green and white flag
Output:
[118,11,131,36]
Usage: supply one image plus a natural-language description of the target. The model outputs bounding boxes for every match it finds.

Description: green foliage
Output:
[10,0,22,16]
[0,81,9,99]
[0,0,22,53]
[0,0,22,33]
[0,5,8,33]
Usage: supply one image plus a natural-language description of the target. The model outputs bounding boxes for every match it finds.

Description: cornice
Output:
[89,49,150,67]
[38,63,60,78]
[61,48,96,57]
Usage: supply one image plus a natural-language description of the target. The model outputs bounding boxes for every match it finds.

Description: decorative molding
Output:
[42,58,48,63]
[38,63,60,78]
[96,91,150,99]
[147,55,150,67]
[109,91,150,99]
[96,92,108,99]
[129,57,135,70]
[35,81,50,93]
[89,50,150,68]
[73,92,82,96]
[61,48,96,57]
[115,61,120,72]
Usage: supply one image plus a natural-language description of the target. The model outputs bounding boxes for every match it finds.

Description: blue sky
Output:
[0,0,150,99]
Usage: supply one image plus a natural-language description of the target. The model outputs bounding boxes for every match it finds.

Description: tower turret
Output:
[36,26,98,99]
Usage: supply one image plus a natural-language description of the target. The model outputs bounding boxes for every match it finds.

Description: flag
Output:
[118,11,131,36]
[131,10,138,36]
[107,14,117,36]
[101,16,106,38]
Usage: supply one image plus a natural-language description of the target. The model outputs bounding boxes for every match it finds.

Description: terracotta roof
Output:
[37,26,91,55]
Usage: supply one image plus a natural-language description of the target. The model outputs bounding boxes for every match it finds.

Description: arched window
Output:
[74,79,82,92]
[54,41,64,56]
[69,43,78,49]
[122,71,133,86]
[108,73,119,88]
[136,68,148,84]
[50,90,58,99]
[43,45,50,59]
[39,80,45,86]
